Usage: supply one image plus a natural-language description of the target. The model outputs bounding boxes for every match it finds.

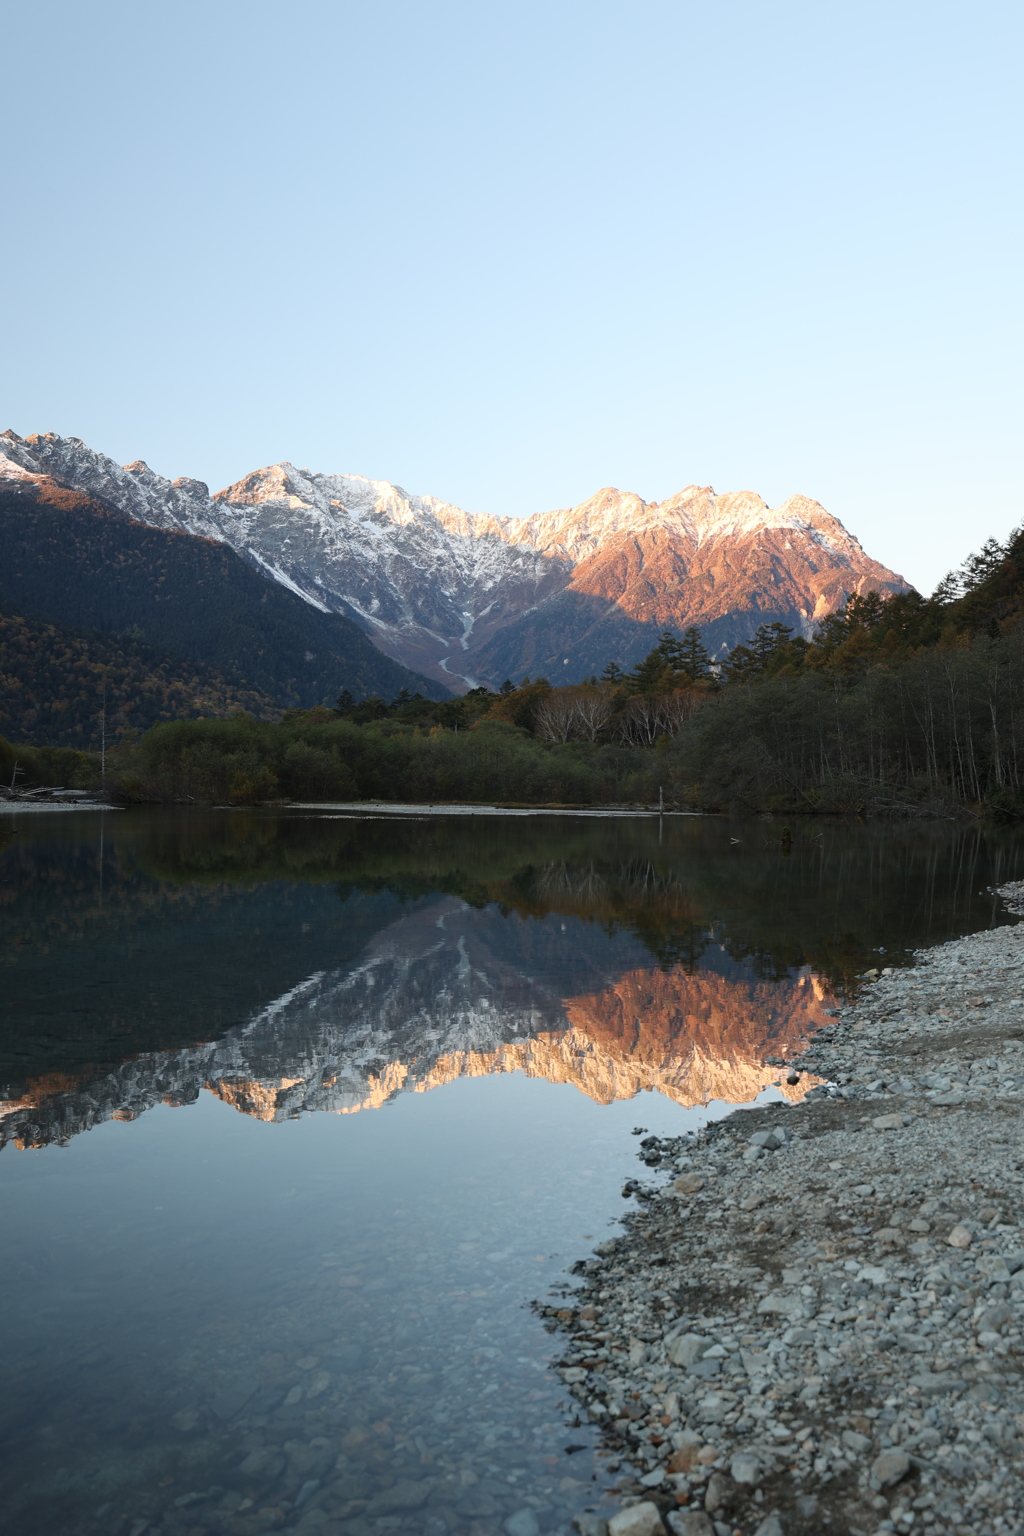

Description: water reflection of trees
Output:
[130,812,1024,992]
[526,859,710,972]
[8,810,1023,1001]
[6,811,1024,1145]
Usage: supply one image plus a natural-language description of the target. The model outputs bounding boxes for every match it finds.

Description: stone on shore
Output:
[871,1448,910,1488]
[608,1502,666,1536]
[672,1173,704,1195]
[729,1451,760,1484]
[666,1511,714,1535]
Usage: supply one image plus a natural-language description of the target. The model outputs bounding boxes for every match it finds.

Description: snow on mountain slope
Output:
[517,484,862,559]
[0,431,908,690]
[0,430,221,537]
[211,462,568,685]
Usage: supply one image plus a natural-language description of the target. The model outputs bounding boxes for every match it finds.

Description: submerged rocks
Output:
[504,1508,541,1536]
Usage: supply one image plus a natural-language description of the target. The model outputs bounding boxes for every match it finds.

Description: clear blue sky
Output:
[3,0,1021,594]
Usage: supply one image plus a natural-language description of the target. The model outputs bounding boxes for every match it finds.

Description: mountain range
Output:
[0,430,908,695]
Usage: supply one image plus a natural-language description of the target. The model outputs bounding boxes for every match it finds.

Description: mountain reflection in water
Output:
[5,809,1024,1536]
[4,808,1022,1150]
[2,893,822,1147]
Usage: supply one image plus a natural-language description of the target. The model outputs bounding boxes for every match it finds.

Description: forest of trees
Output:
[0,479,443,735]
[0,605,276,749]
[11,519,1024,816]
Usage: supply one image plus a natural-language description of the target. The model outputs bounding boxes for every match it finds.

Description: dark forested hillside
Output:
[0,605,277,748]
[0,480,447,708]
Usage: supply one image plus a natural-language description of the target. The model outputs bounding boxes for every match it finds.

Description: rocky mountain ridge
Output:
[0,430,908,691]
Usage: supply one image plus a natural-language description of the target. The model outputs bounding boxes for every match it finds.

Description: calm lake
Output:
[2,808,1022,1536]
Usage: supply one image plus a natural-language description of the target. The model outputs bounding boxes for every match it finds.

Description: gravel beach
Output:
[548,884,1024,1536]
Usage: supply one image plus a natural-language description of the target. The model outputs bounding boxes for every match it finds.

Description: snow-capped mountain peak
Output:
[0,430,908,689]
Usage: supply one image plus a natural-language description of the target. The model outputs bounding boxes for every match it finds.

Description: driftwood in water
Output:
[2,759,67,801]
[0,783,67,801]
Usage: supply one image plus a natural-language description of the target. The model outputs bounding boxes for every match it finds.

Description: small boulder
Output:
[976,1254,1012,1283]
[757,1292,804,1316]
[729,1451,761,1484]
[872,1114,904,1131]
[978,1303,1014,1333]
[609,1503,666,1536]
[505,1512,540,1536]
[573,1517,610,1536]
[666,1512,714,1536]
[689,1358,722,1380]
[238,1448,283,1478]
[753,1517,785,1536]
[947,1225,973,1249]
[871,1449,910,1488]
[367,1480,434,1513]
[704,1471,733,1513]
[673,1172,705,1194]
[667,1334,710,1367]
[749,1129,785,1150]
[667,1440,703,1474]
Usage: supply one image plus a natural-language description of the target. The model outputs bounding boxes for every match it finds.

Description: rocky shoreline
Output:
[547,885,1024,1536]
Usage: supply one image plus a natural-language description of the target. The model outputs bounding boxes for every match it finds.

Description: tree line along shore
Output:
[6,519,1024,818]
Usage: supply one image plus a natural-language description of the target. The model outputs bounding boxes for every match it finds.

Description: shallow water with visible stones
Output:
[3,808,1024,1536]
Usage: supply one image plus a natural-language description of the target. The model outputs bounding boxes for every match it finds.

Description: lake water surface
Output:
[2,808,1023,1536]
